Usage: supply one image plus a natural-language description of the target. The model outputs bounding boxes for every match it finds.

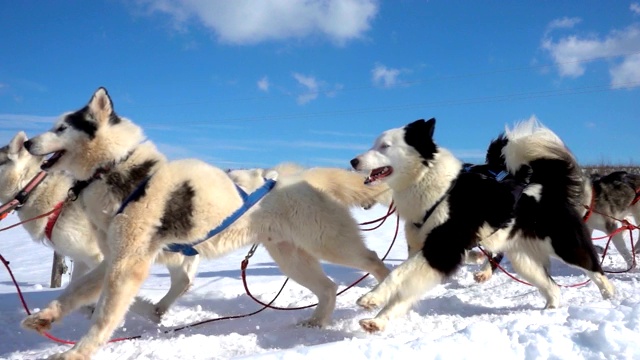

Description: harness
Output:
[44,201,65,241]
[116,177,277,256]
[632,187,640,206]
[0,171,48,219]
[412,164,518,229]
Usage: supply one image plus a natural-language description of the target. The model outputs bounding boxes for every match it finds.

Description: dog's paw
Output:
[543,300,559,310]
[22,310,56,333]
[297,317,325,328]
[473,270,492,283]
[357,292,382,310]
[359,318,385,333]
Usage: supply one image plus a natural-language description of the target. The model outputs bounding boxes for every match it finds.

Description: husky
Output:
[473,162,640,284]
[350,118,615,333]
[583,171,640,267]
[0,131,103,280]
[0,131,201,322]
[21,87,390,359]
[227,162,392,209]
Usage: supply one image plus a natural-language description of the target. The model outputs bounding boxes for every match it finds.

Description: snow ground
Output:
[1,206,639,360]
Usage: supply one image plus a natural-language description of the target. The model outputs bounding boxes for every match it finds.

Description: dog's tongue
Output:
[41,151,64,170]
[365,166,392,184]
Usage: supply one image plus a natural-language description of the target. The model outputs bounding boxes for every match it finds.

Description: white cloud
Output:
[541,24,640,87]
[545,17,581,35]
[257,76,270,92]
[631,3,640,15]
[293,73,320,104]
[0,114,57,131]
[135,0,379,45]
[610,53,640,88]
[371,64,402,88]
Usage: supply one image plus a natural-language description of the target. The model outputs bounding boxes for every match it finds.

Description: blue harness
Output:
[117,177,277,256]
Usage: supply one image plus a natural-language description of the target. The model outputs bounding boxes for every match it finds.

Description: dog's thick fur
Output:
[350,118,615,333]
[228,162,392,209]
[0,132,103,280]
[21,88,390,359]
[0,131,201,322]
[583,171,640,267]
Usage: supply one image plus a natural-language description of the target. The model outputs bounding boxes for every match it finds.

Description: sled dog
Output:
[21,87,390,359]
[583,171,640,267]
[0,131,103,280]
[350,118,615,332]
[0,131,201,322]
[227,162,392,209]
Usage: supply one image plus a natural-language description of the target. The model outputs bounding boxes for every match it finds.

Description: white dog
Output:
[21,87,390,359]
[350,118,614,332]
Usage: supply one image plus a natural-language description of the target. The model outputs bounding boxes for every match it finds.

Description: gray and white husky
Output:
[583,171,640,267]
[21,87,390,359]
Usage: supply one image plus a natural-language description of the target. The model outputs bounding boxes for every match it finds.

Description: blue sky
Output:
[1,1,639,169]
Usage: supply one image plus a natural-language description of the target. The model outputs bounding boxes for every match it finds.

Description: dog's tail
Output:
[502,117,583,209]
[301,167,392,209]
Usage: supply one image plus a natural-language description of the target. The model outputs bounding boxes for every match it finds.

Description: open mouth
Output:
[41,150,65,170]
[364,166,393,185]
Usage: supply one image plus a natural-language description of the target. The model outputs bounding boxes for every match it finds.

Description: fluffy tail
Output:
[502,117,584,209]
[301,167,392,209]
[229,163,392,209]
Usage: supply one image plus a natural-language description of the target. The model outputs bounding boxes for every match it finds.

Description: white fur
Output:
[21,88,391,359]
[350,118,615,333]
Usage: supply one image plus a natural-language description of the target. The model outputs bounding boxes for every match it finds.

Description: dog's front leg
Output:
[357,253,443,333]
[22,261,107,334]
[53,219,155,359]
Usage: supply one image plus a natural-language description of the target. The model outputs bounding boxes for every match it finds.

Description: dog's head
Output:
[24,87,144,181]
[350,118,438,188]
[0,132,44,199]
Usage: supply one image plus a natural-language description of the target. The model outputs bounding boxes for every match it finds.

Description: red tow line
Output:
[1,203,399,346]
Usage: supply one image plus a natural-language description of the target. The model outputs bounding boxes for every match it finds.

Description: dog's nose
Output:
[24,140,32,151]
[350,158,359,169]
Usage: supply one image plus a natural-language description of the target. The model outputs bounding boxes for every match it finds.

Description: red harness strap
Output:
[44,202,65,241]
[632,187,640,206]
[583,186,595,222]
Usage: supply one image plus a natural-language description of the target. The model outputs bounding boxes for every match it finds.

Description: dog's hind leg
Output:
[264,241,338,328]
[604,219,635,269]
[506,249,560,309]
[22,261,107,334]
[628,205,640,254]
[153,255,200,320]
[357,253,443,333]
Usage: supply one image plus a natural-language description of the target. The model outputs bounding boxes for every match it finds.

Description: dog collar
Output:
[413,179,457,229]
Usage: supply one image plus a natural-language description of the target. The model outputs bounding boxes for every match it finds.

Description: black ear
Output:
[405,118,436,140]
[404,118,437,165]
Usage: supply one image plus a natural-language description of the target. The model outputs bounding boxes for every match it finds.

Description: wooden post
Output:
[50,252,67,288]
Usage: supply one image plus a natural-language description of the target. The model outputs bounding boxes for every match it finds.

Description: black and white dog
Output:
[350,118,615,332]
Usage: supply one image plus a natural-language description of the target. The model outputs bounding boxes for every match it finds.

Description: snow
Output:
[1,206,639,360]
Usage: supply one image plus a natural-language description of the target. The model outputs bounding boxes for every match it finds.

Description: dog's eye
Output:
[379,143,391,150]
[55,125,67,134]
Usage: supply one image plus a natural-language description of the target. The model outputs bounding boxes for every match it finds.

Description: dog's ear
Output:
[8,131,28,155]
[406,118,436,139]
[88,87,115,125]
